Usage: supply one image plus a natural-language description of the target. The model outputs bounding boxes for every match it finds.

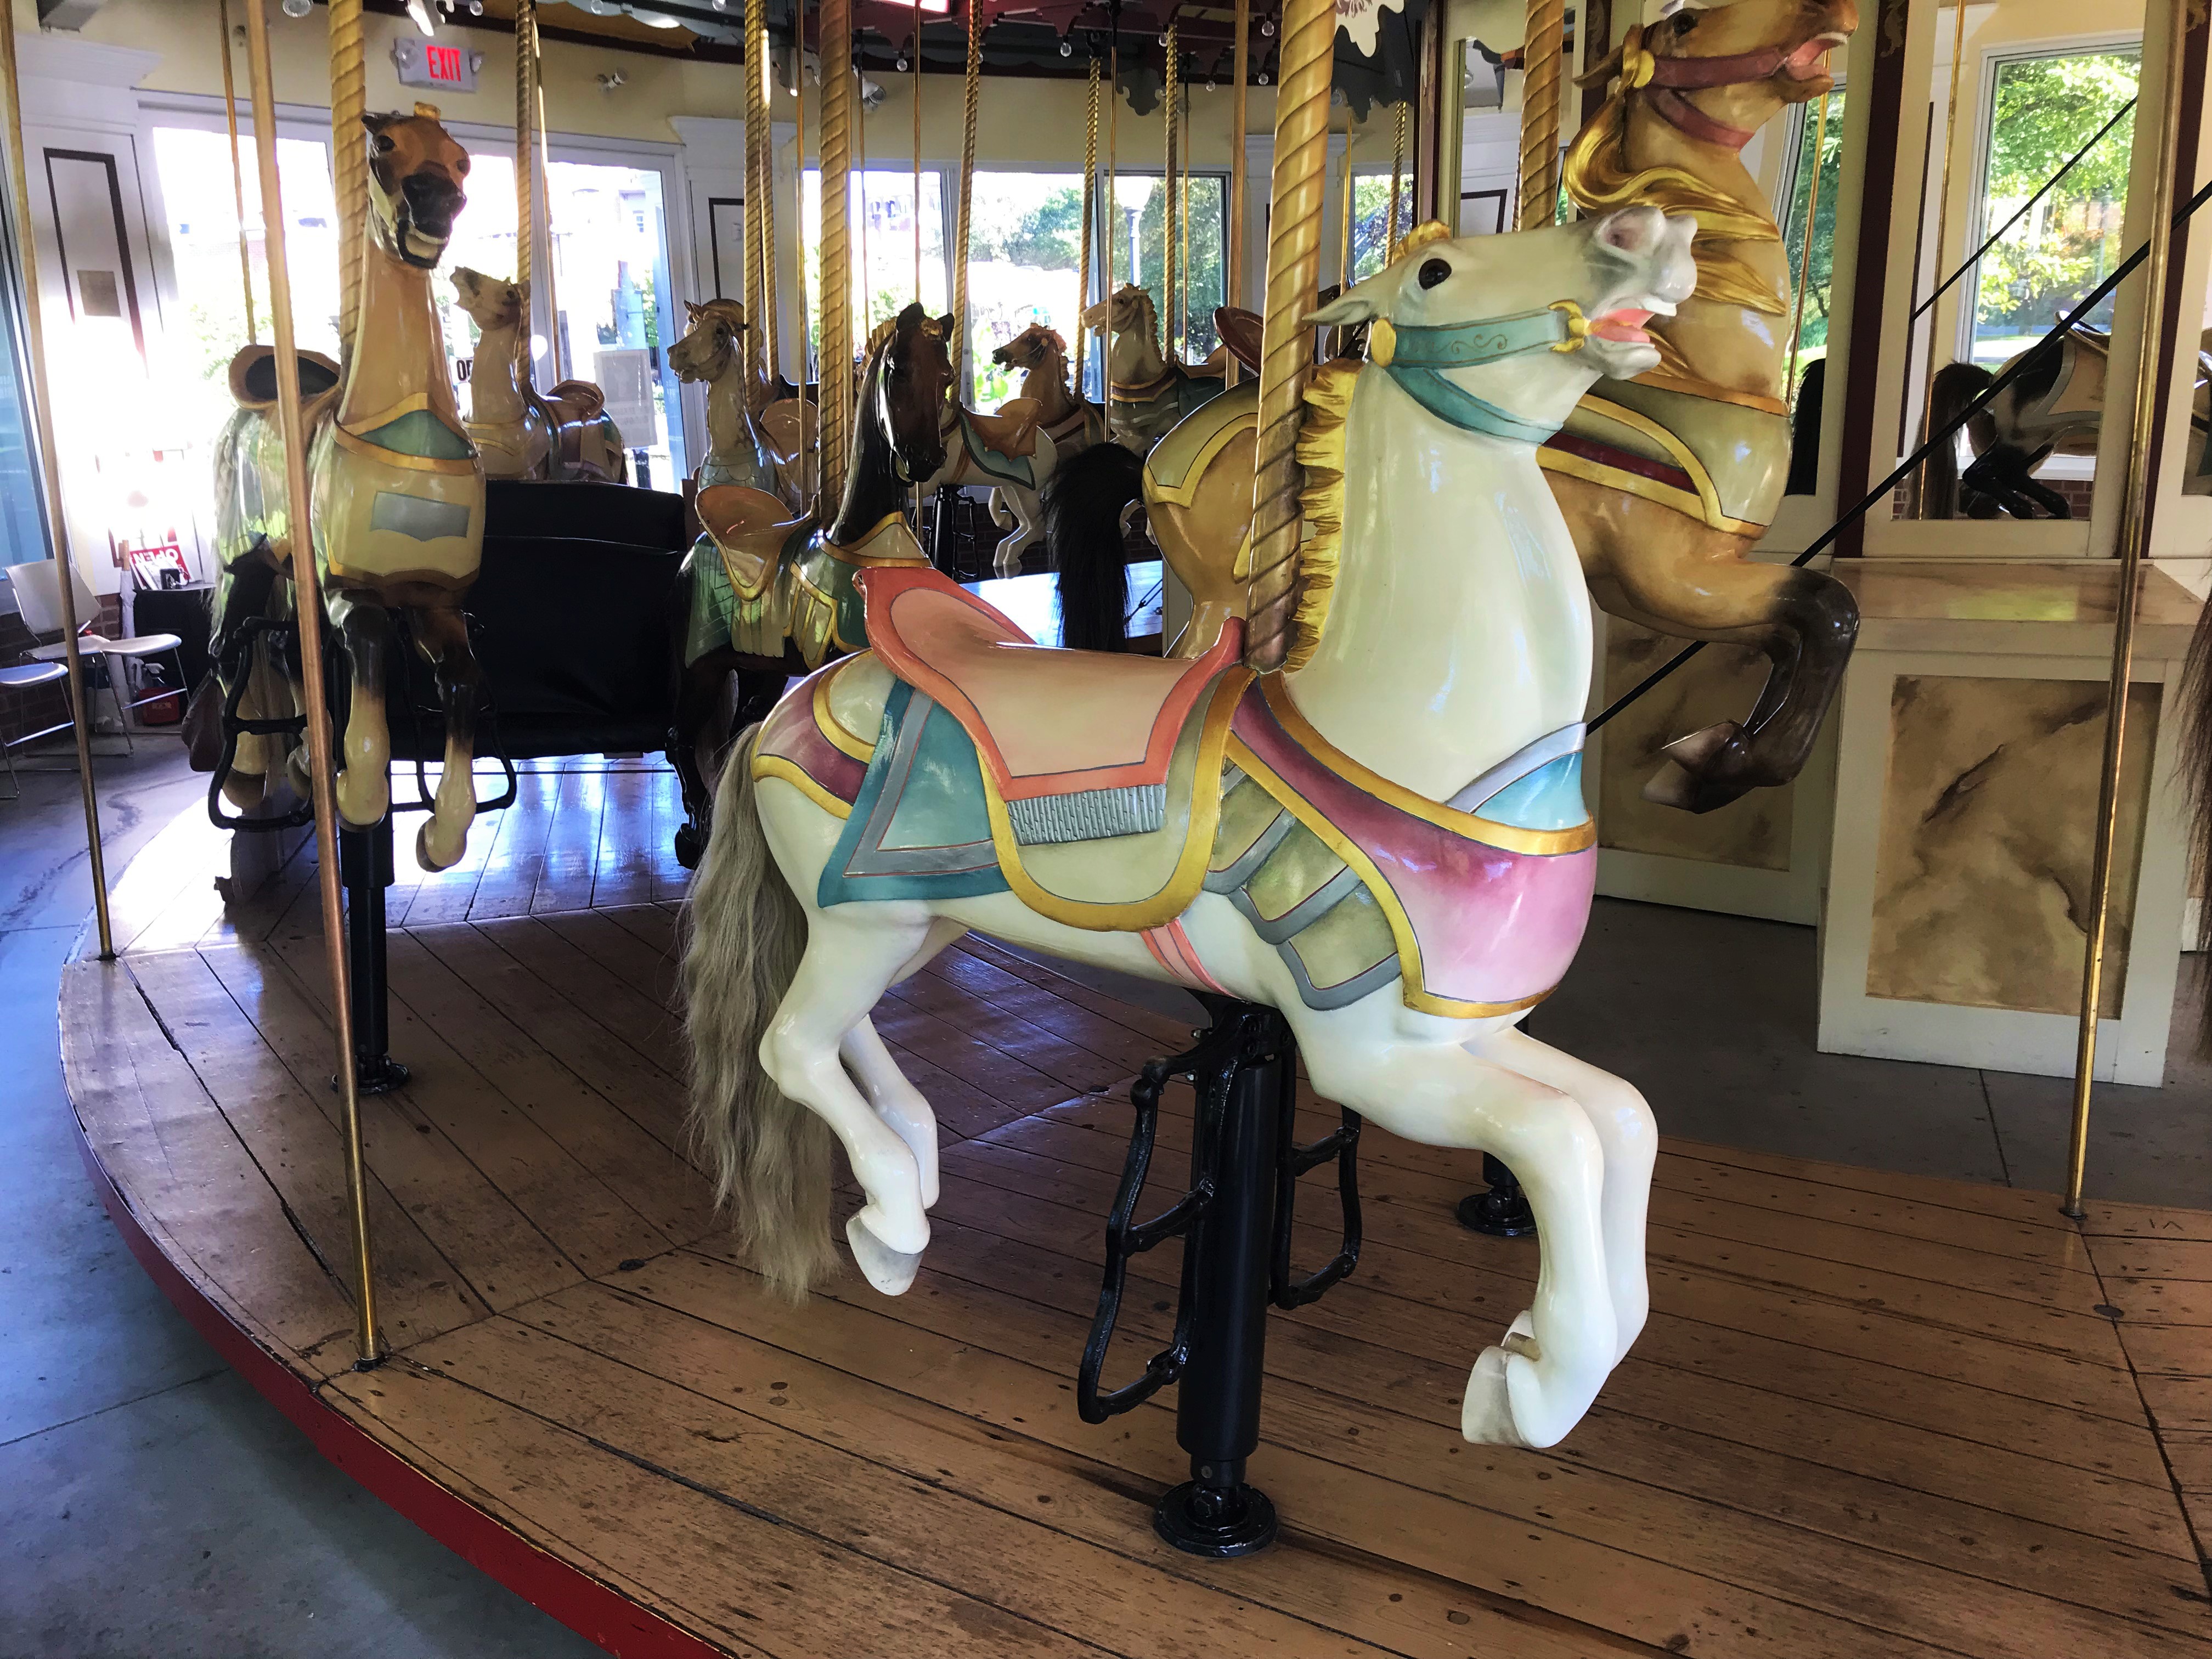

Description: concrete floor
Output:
[0,740,601,1659]
[3,742,2205,1655]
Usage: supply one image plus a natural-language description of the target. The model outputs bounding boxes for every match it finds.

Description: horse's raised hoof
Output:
[845,1212,924,1296]
[1461,1345,1533,1448]
[415,817,466,874]
[1641,722,1754,815]
[336,766,390,829]
[673,822,706,869]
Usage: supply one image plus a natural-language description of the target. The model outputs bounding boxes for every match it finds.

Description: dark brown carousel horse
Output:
[669,302,955,866]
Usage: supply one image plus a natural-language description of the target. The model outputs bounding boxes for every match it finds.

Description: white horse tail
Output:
[680,726,839,1297]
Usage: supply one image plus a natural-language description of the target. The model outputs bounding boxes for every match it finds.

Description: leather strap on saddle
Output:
[859,565,1243,802]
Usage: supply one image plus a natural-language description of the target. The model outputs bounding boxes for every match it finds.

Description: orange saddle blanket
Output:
[857,566,1243,805]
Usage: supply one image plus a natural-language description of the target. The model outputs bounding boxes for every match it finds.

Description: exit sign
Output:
[391,36,482,95]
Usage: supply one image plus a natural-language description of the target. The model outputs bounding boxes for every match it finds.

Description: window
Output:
[1968,46,2138,366]
[1104,170,1227,370]
[1776,85,1847,400]
[799,167,950,376]
[0,219,47,569]
[966,171,1088,408]
[543,159,687,486]
[1347,169,1410,285]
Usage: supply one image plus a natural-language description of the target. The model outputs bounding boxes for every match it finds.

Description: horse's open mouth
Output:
[1590,308,1656,344]
[1782,33,1848,79]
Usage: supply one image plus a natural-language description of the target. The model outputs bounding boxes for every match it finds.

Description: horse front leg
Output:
[328,591,393,828]
[409,602,482,871]
[1285,1003,1620,1449]
[992,484,1044,576]
[670,651,735,867]
[1564,483,1859,814]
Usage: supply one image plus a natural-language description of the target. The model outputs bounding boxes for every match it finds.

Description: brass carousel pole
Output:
[2064,0,2188,1219]
[217,0,257,342]
[1518,0,1565,229]
[1244,0,1334,670]
[1387,99,1406,256]
[1106,5,1120,434]
[1075,54,1100,394]
[1228,0,1249,381]
[953,0,982,377]
[514,0,538,384]
[1914,0,1969,514]
[913,0,924,301]
[795,0,814,507]
[0,9,112,959]
[1336,103,1355,289]
[240,0,380,1363]
[331,0,366,365]
[744,0,772,414]
[1164,18,1180,361]
[819,0,855,507]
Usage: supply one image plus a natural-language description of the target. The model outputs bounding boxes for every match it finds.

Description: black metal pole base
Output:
[1457,1153,1537,1238]
[351,1054,411,1095]
[1154,1476,1278,1558]
[338,812,404,1093]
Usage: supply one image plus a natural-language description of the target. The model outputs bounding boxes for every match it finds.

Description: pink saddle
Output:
[859,566,1243,802]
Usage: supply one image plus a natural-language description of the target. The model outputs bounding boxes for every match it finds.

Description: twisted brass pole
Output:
[1517,0,1564,230]
[0,8,111,958]
[1228,0,1249,383]
[1178,49,1191,358]
[795,0,814,507]
[331,0,367,364]
[1337,105,1355,288]
[1105,17,1119,431]
[913,0,923,302]
[1387,100,1406,257]
[1075,55,1101,396]
[2066,0,2189,1218]
[241,0,380,1365]
[1784,89,1832,411]
[217,0,256,343]
[1245,0,1334,671]
[744,0,772,414]
[1165,20,1180,360]
[819,0,855,509]
[954,0,981,377]
[513,0,537,377]
[759,53,781,394]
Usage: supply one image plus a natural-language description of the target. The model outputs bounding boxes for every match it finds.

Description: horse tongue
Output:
[1590,309,1655,343]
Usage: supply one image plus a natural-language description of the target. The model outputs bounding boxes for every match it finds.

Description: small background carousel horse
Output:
[211,105,490,871]
[450,267,627,483]
[983,323,1103,570]
[669,303,952,866]
[1084,284,1228,451]
[907,314,1065,576]
[670,297,814,512]
[1924,324,2212,518]
[686,206,1698,1453]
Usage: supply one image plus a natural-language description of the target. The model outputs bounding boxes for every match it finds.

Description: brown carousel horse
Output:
[1055,0,1858,814]
[669,303,955,866]
[449,267,627,483]
[210,105,490,871]
[1082,284,1230,451]
[991,323,1104,452]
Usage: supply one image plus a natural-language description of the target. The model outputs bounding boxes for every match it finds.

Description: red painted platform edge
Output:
[70,1112,727,1659]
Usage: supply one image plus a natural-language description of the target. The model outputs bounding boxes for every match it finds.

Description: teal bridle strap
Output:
[1370,302,1587,444]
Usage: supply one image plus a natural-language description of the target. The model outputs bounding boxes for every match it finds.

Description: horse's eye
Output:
[1671,9,1697,32]
[1418,257,1452,290]
[373,134,396,155]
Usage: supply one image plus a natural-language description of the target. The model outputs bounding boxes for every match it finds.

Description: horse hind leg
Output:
[409,603,482,871]
[330,594,393,827]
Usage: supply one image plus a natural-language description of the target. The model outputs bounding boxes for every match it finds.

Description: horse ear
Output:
[685,300,705,321]
[1306,264,1407,327]
[936,313,955,340]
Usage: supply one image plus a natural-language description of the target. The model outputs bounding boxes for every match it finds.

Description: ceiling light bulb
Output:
[896,53,909,70]
[1256,71,1269,84]
[280,0,312,14]
[1059,38,1071,57]
[1261,17,1274,36]
[469,0,482,12]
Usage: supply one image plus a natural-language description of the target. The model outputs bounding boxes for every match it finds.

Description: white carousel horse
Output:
[1082,283,1230,452]
[450,267,627,483]
[684,204,1697,1452]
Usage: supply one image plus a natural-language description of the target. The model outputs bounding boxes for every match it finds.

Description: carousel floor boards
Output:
[60,766,2212,1659]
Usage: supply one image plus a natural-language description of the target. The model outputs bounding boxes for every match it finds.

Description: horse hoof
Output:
[1461,1346,1532,1448]
[415,819,465,873]
[673,822,706,869]
[846,1213,924,1296]
[336,769,390,828]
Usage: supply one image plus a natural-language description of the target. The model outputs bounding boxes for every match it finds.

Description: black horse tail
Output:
[1923,362,1994,518]
[1047,442,1142,652]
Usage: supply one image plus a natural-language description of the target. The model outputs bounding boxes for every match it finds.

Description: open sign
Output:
[391,36,482,95]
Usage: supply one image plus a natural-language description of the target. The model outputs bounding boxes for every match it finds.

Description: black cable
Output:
[1589,166,2212,733]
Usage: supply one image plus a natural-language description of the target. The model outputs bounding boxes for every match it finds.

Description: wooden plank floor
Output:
[63,766,2212,1659]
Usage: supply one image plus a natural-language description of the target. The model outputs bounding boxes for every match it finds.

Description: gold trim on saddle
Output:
[330,420,480,477]
[754,753,854,820]
[812,656,879,762]
[1146,380,1256,506]
[1257,678,1594,857]
[1110,368,1178,399]
[821,512,930,567]
[1630,369,1789,417]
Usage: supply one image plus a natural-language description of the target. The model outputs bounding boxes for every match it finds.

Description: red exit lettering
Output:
[427,44,461,83]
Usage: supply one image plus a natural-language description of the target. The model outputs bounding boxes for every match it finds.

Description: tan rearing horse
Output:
[1547,0,1858,811]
